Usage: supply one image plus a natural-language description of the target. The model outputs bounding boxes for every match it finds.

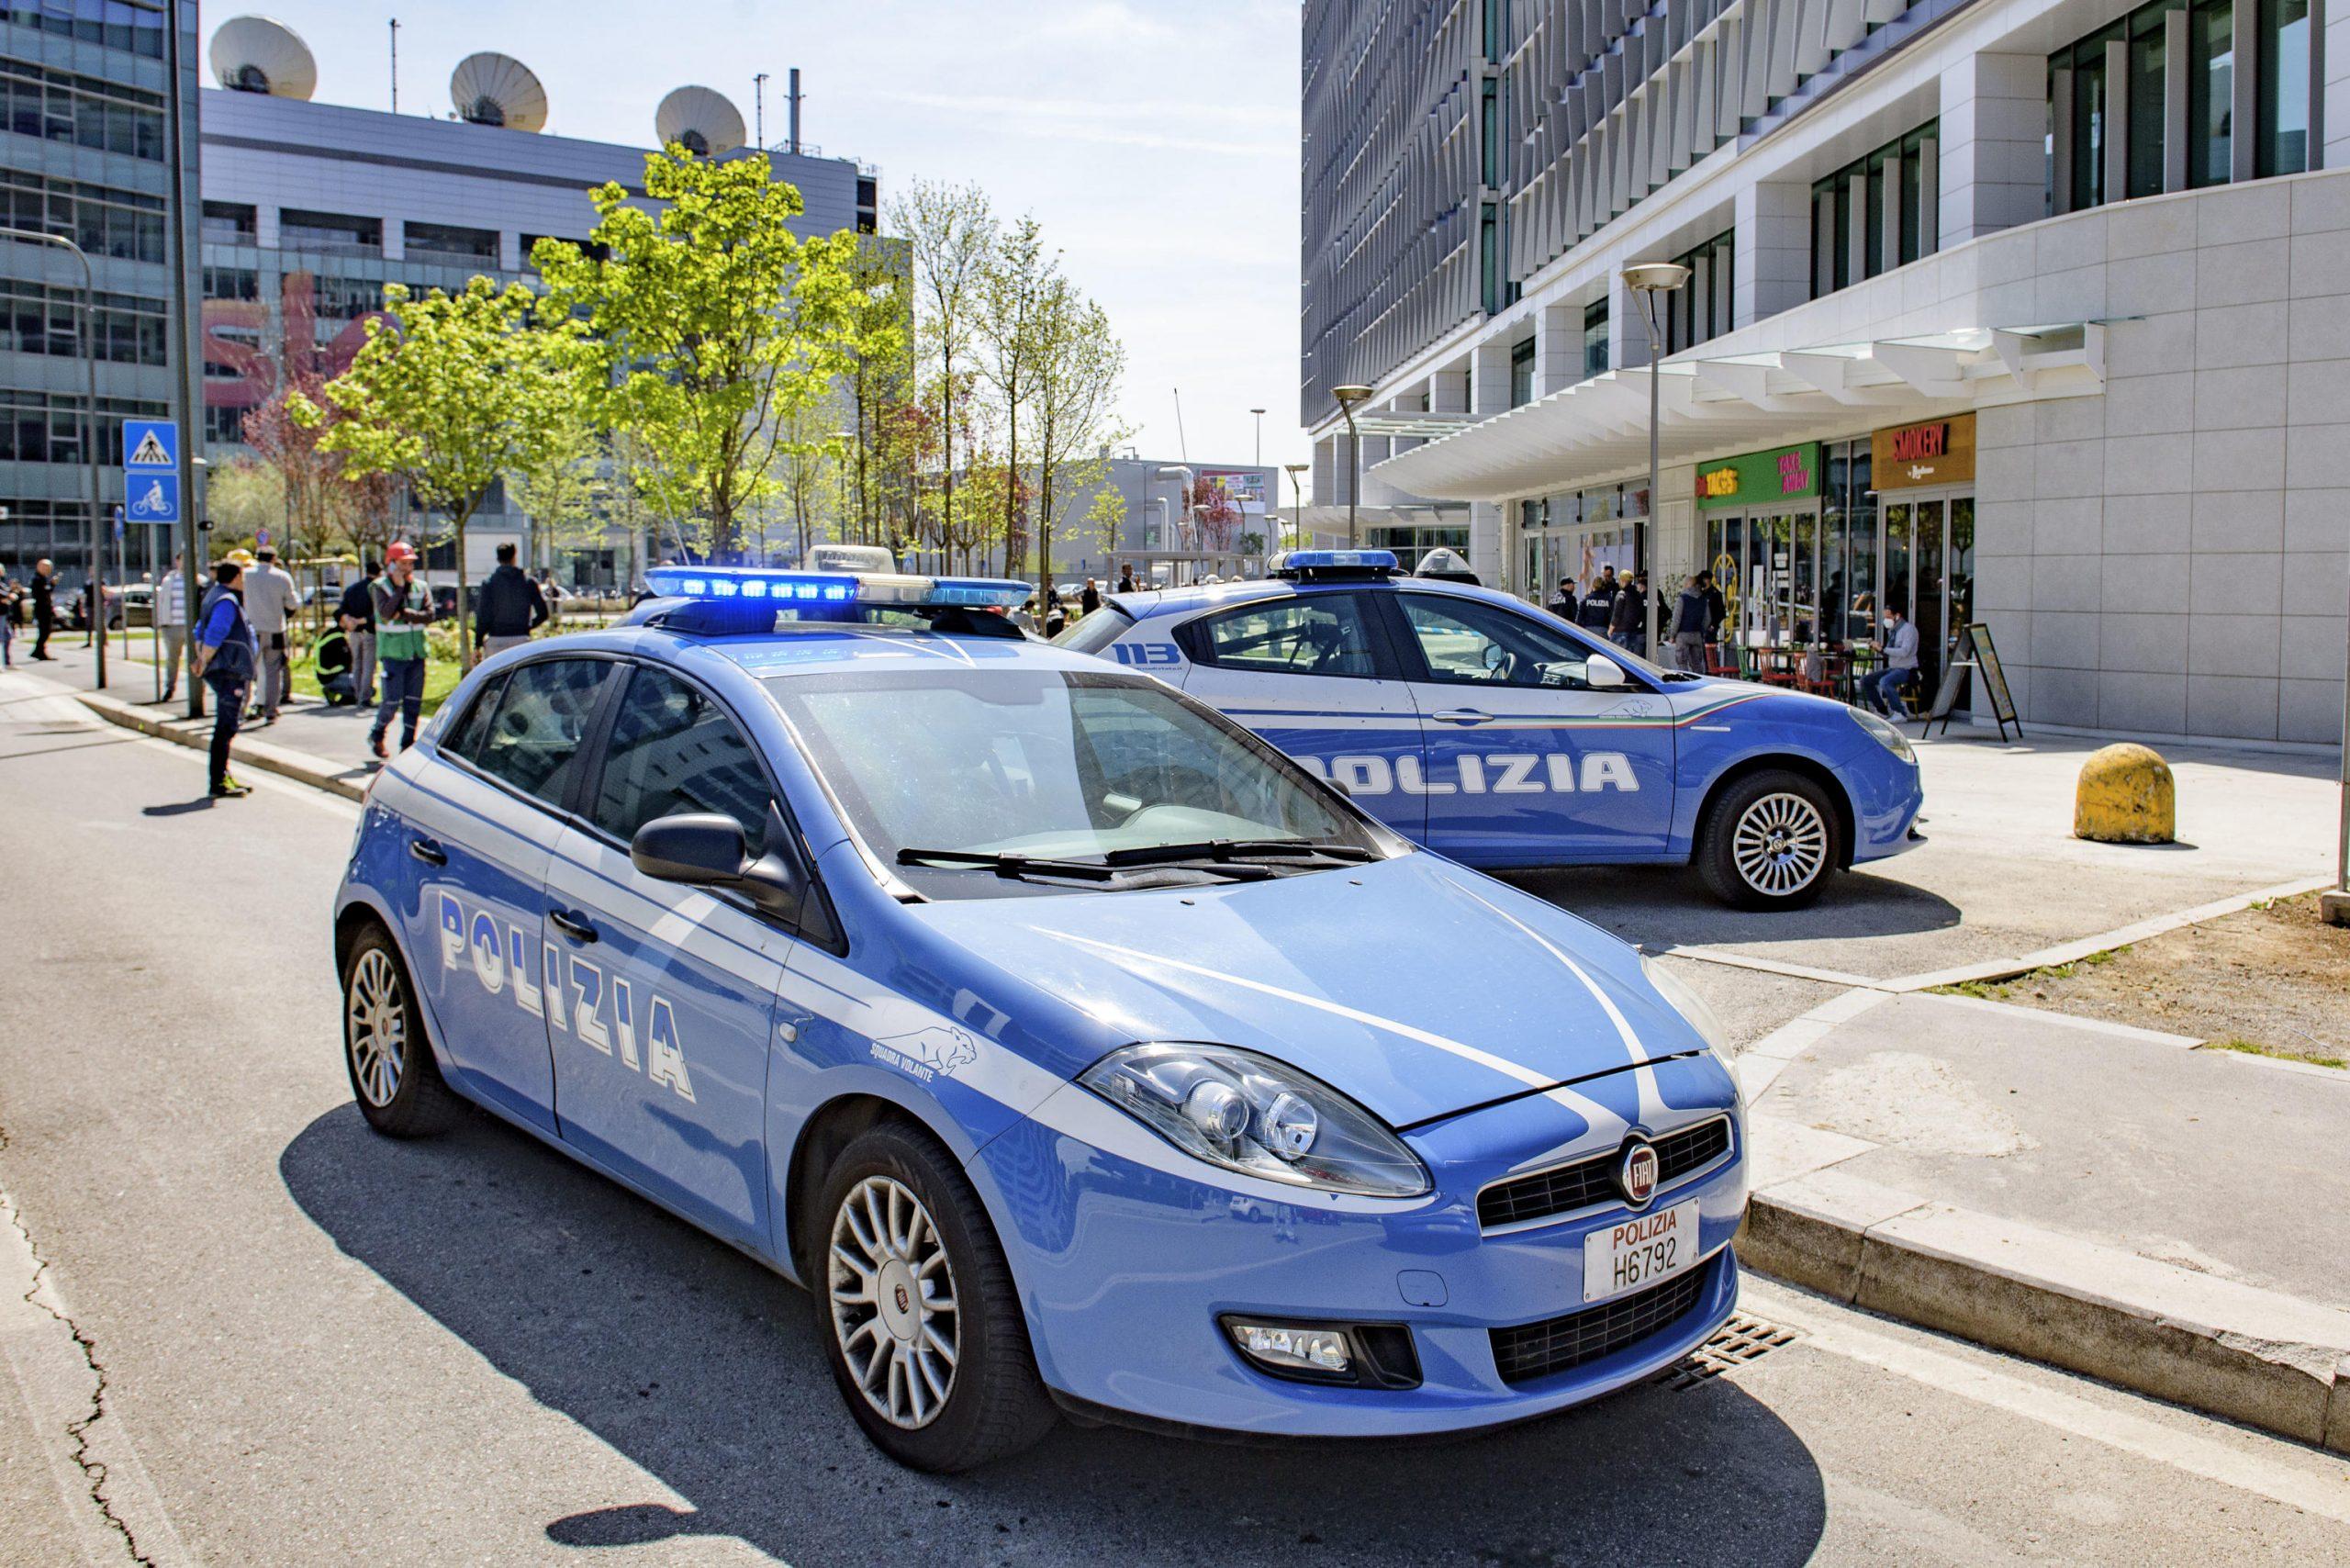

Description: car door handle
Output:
[1432,709,1494,725]
[408,836,447,866]
[548,908,598,944]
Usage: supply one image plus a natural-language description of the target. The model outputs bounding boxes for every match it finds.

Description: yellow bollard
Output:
[2074,743,2176,844]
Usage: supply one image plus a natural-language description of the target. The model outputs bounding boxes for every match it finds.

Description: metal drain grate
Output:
[1654,1314,1801,1390]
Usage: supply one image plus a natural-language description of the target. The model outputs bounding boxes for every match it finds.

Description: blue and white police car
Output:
[1063,551,1924,909]
[332,565,1747,1471]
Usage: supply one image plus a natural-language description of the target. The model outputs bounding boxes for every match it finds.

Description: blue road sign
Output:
[124,472,179,526]
[123,419,176,470]
[112,503,124,541]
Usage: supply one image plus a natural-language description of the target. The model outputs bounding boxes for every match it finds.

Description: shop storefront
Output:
[1517,481,1650,600]
[1697,417,1975,704]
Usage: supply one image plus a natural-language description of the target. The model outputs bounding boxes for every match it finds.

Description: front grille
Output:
[1489,1263,1712,1385]
[1476,1117,1732,1230]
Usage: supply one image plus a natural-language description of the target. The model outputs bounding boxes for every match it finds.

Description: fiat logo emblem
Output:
[1619,1139,1660,1207]
[893,1282,912,1315]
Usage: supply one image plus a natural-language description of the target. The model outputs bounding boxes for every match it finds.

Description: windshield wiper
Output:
[1100,838,1378,868]
[895,847,1125,881]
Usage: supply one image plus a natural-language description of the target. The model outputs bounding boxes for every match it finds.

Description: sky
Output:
[203,0,1310,481]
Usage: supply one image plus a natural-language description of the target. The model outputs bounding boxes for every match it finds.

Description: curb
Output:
[1739,1175,2350,1453]
[75,690,368,801]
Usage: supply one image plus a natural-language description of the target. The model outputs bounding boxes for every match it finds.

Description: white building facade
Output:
[1304,0,2347,745]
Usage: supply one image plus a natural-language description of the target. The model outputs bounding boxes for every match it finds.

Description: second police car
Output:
[1064,552,1924,909]
[332,565,1749,1472]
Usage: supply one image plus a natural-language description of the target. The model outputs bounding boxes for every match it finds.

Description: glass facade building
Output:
[0,0,196,591]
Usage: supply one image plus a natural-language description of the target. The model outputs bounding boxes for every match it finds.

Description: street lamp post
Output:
[1154,465,1193,580]
[1250,407,1266,468]
[1331,384,1372,551]
[0,227,104,689]
[1623,263,1691,662]
[1283,463,1309,552]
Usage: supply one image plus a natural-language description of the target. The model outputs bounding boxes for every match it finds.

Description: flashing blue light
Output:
[643,565,1027,611]
[1279,549,1398,571]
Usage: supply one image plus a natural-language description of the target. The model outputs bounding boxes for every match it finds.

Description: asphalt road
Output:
[2,674,2347,1566]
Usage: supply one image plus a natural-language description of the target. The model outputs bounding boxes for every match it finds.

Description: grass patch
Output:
[2208,1038,2348,1070]
[1930,946,2131,1001]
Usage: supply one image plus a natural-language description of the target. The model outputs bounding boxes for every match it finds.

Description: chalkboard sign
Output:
[1921,622,2020,740]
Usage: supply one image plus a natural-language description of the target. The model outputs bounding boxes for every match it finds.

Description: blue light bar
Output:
[1282,550,1398,570]
[643,565,1028,610]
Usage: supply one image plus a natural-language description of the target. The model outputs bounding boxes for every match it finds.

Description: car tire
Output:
[1698,769,1840,911]
[814,1123,1057,1472]
[341,922,464,1137]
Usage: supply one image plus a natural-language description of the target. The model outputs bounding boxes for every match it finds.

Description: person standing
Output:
[191,559,258,799]
[337,557,378,709]
[1671,574,1710,672]
[28,558,54,659]
[1608,570,1646,655]
[155,552,190,700]
[1545,577,1579,623]
[1116,565,1136,595]
[1079,577,1101,617]
[1043,586,1066,639]
[1867,605,1920,716]
[0,567,17,666]
[474,542,547,660]
[242,546,299,724]
[369,542,433,759]
[1577,566,1617,634]
[1701,570,1728,663]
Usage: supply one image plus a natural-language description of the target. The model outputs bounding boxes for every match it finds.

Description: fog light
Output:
[1228,1320,1351,1375]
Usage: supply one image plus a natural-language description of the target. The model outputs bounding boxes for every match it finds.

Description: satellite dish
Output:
[655,85,746,158]
[208,16,318,99]
[450,51,548,132]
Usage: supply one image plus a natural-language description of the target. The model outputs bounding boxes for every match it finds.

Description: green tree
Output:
[293,275,587,668]
[507,404,608,621]
[977,216,1055,572]
[890,180,994,573]
[1029,277,1127,589]
[533,147,882,559]
[203,456,283,547]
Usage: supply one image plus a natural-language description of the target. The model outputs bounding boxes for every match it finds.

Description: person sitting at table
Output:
[1864,604,1920,716]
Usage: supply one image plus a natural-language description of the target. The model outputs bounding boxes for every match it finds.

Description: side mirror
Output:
[1584,654,1630,690]
[631,812,750,886]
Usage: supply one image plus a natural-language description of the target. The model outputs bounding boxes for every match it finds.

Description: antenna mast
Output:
[754,73,767,148]
[388,18,399,113]
[1172,388,1190,465]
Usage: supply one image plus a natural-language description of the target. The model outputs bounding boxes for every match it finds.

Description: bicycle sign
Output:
[121,418,180,524]
[126,473,179,525]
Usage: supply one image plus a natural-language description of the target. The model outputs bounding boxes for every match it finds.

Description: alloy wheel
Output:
[1731,791,1828,898]
[829,1175,960,1429]
[346,947,407,1107]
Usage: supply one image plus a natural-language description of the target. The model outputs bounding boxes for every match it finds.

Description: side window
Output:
[1398,594,1598,689]
[471,659,609,807]
[442,674,506,763]
[1197,595,1381,678]
[593,667,776,857]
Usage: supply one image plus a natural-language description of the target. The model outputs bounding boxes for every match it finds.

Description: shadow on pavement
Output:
[1501,862,1961,955]
[282,1104,1828,1567]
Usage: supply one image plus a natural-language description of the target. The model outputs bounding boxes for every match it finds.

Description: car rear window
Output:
[1052,604,1133,655]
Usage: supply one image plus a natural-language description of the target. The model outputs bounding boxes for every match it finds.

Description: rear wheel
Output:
[341,923,464,1137]
[815,1123,1057,1472]
[1698,770,1840,911]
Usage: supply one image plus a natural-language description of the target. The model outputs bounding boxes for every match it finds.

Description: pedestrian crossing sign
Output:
[124,419,176,470]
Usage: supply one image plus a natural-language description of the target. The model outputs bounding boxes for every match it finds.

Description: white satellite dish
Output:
[208,16,318,99]
[655,85,746,158]
[450,51,548,132]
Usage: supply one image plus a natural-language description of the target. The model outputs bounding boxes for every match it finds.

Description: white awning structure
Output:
[1370,324,2107,505]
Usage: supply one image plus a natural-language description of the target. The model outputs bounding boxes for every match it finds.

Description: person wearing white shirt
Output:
[242,546,300,723]
[155,552,189,700]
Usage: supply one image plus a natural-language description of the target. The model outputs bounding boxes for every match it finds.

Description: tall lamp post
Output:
[1283,463,1309,552]
[0,227,103,689]
[1623,263,1690,662]
[1154,465,1193,581]
[1249,407,1266,467]
[1331,384,1372,550]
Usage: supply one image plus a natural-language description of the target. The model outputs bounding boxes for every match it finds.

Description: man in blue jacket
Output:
[192,559,259,799]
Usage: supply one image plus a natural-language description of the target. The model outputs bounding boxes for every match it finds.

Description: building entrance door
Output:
[1876,490,1975,710]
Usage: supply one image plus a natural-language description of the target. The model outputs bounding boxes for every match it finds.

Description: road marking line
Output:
[1757,1288,2350,1524]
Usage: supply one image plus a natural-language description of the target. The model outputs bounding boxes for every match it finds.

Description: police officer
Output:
[1546,577,1578,622]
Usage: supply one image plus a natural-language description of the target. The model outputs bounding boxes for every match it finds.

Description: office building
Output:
[0,0,199,591]
[1304,0,2346,744]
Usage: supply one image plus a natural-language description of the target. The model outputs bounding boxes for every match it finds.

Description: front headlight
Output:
[1079,1043,1430,1197]
[1640,955,1738,1061]
[1851,705,1916,764]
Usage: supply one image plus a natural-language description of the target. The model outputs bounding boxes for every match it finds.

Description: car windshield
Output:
[763,667,1382,898]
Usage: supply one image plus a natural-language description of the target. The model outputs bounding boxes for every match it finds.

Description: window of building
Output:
[279,209,383,255]
[1664,230,1735,354]
[203,403,249,447]
[0,281,165,365]
[2256,0,2311,176]
[308,275,386,322]
[1810,123,1939,298]
[0,170,167,263]
[0,62,165,160]
[0,392,167,465]
[200,202,255,243]
[201,265,258,302]
[2189,0,2234,186]
[0,2,166,59]
[404,221,499,263]
[1508,338,1535,408]
[1583,298,1608,377]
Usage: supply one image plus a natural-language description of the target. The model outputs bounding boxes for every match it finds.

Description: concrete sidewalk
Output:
[1738,988,2350,1452]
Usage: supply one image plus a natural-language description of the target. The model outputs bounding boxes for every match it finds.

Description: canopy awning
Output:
[1370,324,2107,505]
